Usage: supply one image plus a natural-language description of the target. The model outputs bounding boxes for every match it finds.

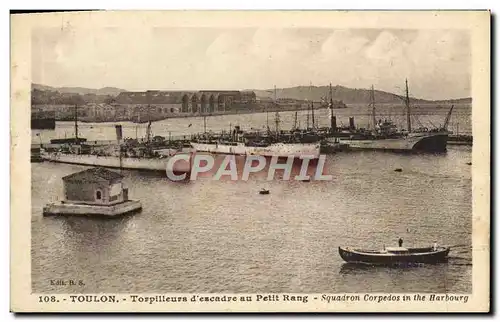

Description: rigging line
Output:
[427,118,437,129]
[411,114,424,128]
[409,106,425,128]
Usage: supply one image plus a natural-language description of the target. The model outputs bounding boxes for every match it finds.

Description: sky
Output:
[31,27,471,100]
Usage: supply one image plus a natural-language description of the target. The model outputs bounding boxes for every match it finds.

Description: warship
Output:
[190,86,322,159]
[327,80,452,153]
[190,122,321,159]
[41,104,192,175]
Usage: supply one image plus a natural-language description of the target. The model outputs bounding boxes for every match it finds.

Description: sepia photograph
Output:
[10,10,490,312]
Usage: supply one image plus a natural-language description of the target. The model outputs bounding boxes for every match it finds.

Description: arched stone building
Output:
[115,89,256,119]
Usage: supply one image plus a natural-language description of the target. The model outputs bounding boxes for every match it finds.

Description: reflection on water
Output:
[31,146,472,294]
[336,260,470,293]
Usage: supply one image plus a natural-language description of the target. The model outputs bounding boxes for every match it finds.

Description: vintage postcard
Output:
[10,10,490,312]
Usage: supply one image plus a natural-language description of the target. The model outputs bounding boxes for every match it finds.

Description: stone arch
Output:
[218,95,225,111]
[95,189,102,201]
[181,94,189,113]
[225,97,233,111]
[191,94,198,114]
[200,94,208,114]
[209,94,216,113]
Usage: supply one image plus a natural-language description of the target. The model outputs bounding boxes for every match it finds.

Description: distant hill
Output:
[31,83,471,105]
[253,85,471,105]
[32,83,126,96]
[31,83,127,105]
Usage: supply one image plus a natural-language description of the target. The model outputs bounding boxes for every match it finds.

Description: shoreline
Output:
[50,103,468,125]
[55,105,341,124]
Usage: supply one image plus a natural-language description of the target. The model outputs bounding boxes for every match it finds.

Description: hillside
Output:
[31,83,471,106]
[32,83,126,96]
[253,85,471,105]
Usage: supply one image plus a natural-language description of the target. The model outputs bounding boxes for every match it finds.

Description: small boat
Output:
[394,168,403,172]
[466,162,472,165]
[338,246,450,265]
[259,189,270,195]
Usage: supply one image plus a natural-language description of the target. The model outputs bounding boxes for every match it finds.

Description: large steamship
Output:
[190,126,321,159]
[326,80,452,153]
[190,86,321,159]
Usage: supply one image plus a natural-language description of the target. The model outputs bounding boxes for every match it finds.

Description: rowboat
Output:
[259,188,270,195]
[338,246,450,265]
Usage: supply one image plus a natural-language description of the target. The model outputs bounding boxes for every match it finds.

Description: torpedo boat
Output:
[328,80,452,153]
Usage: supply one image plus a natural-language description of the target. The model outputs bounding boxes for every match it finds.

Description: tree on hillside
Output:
[104,95,116,105]
[69,94,85,106]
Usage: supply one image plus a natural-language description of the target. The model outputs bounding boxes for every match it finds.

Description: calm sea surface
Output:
[31,127,472,293]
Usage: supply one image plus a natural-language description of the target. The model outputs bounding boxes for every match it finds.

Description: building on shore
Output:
[115,90,257,120]
[32,90,257,122]
[85,103,120,121]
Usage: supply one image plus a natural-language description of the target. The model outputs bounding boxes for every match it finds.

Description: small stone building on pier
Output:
[61,168,128,206]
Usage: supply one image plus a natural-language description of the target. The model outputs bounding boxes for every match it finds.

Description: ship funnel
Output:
[331,116,337,133]
[349,117,355,130]
[115,124,123,142]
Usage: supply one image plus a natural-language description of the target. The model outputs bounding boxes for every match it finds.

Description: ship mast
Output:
[266,108,269,133]
[266,86,274,133]
[405,78,411,133]
[309,82,314,129]
[443,105,455,131]
[274,112,280,140]
[311,100,315,130]
[273,85,279,137]
[308,82,312,129]
[370,85,376,131]
[329,83,335,132]
[146,120,152,143]
[309,82,315,129]
[74,103,79,142]
[293,110,298,130]
[329,83,333,107]
[146,91,151,143]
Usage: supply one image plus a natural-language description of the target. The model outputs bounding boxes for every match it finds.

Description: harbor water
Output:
[31,142,472,293]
